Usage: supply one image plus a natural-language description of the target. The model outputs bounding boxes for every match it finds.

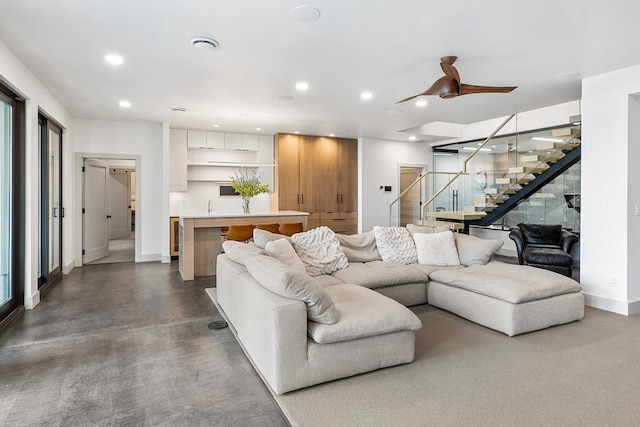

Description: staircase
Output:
[390,114,581,232]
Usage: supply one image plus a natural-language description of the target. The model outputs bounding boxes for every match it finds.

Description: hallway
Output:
[0,262,287,426]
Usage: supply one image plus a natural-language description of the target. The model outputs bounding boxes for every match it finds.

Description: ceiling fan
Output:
[397,56,517,103]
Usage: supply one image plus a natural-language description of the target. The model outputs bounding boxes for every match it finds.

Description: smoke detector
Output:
[190,37,220,50]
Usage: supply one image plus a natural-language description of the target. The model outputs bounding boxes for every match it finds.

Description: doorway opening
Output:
[82,157,137,265]
[398,165,427,227]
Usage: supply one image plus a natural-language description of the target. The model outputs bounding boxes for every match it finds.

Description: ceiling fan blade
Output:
[440,62,461,86]
[397,76,460,103]
[441,56,457,65]
[459,84,517,96]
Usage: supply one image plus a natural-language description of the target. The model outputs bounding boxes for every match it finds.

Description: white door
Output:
[83,159,109,263]
[109,170,131,239]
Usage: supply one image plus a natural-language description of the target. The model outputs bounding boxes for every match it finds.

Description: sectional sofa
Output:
[211,225,584,394]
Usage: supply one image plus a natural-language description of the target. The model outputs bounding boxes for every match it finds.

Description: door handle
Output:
[52,207,58,217]
[301,194,304,204]
[61,207,65,218]
[337,194,339,204]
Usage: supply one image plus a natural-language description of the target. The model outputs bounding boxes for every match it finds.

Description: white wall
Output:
[73,119,163,262]
[582,64,640,315]
[0,39,74,309]
[359,138,432,232]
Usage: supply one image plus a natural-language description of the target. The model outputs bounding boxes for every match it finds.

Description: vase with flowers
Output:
[230,168,271,214]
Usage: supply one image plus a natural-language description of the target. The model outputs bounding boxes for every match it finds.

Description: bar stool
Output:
[255,223,281,233]
[279,222,304,236]
[225,224,255,242]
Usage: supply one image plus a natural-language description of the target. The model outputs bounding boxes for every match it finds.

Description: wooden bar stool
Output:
[279,222,304,236]
[255,223,281,233]
[226,224,255,242]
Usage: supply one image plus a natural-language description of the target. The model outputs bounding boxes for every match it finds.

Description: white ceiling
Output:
[1,0,639,142]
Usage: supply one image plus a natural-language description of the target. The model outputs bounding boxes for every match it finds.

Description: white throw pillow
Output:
[372,226,418,264]
[291,226,349,276]
[245,255,338,324]
[454,233,504,266]
[406,223,450,236]
[265,238,306,272]
[413,230,461,266]
[336,231,381,262]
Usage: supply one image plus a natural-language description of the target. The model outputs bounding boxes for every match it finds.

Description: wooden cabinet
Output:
[169,217,180,257]
[275,133,357,234]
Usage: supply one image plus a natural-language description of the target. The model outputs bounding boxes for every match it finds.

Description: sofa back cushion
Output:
[454,233,504,266]
[253,228,292,249]
[245,254,339,324]
[222,240,265,266]
[373,226,418,264]
[413,231,461,266]
[291,226,349,276]
[518,223,562,245]
[265,238,306,272]
[336,231,381,262]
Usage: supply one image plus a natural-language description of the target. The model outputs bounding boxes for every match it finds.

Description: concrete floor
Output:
[0,261,289,426]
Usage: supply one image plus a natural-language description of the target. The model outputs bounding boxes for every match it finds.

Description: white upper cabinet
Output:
[224,133,242,150]
[206,131,225,149]
[187,130,207,149]
[241,134,259,151]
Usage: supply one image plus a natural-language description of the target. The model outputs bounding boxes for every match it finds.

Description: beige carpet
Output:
[274,306,640,426]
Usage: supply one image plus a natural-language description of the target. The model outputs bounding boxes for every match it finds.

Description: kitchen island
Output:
[178,211,309,281]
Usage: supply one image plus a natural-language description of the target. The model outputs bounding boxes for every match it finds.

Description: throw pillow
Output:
[245,254,339,324]
[413,230,460,266]
[372,226,418,264]
[454,233,504,266]
[335,231,381,262]
[265,238,306,272]
[291,226,349,276]
[221,240,265,266]
[253,228,292,249]
[406,223,450,236]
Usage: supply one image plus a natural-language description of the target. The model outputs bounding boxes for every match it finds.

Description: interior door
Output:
[400,167,423,226]
[83,158,109,263]
[0,92,13,316]
[108,169,131,239]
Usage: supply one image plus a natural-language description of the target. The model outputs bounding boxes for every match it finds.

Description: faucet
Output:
[208,200,212,214]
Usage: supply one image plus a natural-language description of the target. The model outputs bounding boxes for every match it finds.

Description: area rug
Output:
[272,306,640,426]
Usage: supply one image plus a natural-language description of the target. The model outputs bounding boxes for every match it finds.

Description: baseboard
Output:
[583,293,630,315]
[628,299,640,316]
[25,290,40,309]
[63,260,75,274]
[161,255,172,263]
[140,253,162,262]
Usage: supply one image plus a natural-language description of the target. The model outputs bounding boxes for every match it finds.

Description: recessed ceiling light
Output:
[190,37,220,50]
[256,127,262,131]
[212,124,220,128]
[408,136,417,141]
[290,5,321,22]
[295,82,309,91]
[415,99,428,107]
[530,136,564,142]
[119,100,131,108]
[294,131,300,134]
[170,107,187,112]
[105,54,123,66]
[329,134,335,137]
[360,91,373,100]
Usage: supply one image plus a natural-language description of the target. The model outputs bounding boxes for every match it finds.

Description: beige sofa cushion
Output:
[221,241,265,266]
[413,230,461,267]
[454,233,504,266]
[406,223,450,236]
[307,284,422,344]
[265,238,305,272]
[373,226,418,264]
[429,261,581,304]
[245,254,339,324]
[253,228,292,249]
[336,231,381,262]
[291,226,348,276]
[331,260,428,289]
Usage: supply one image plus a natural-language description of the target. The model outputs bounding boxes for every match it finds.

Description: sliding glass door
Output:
[39,116,63,289]
[0,86,24,325]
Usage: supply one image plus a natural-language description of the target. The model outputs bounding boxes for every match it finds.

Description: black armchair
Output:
[509,223,579,277]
